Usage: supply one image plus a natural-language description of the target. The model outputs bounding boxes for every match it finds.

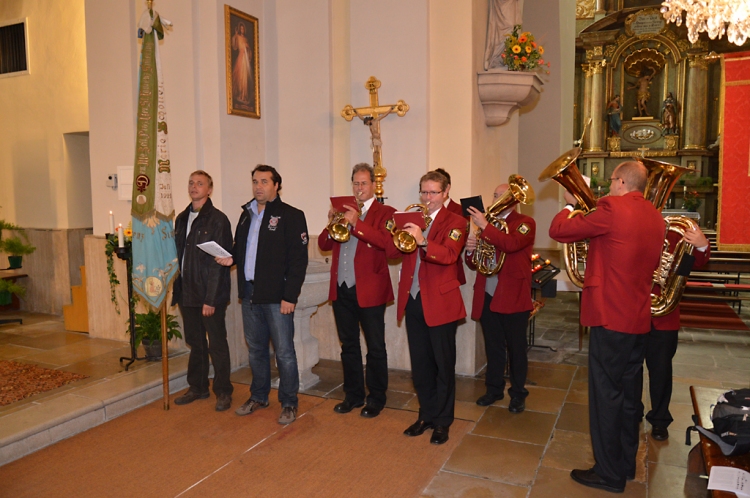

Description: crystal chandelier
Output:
[661,0,750,46]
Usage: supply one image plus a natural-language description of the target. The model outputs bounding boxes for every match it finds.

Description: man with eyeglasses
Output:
[549,161,664,494]
[434,168,469,286]
[464,183,535,414]
[390,171,467,445]
[318,163,396,418]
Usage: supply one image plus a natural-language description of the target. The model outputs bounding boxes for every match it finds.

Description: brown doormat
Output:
[0,386,471,497]
[0,360,88,406]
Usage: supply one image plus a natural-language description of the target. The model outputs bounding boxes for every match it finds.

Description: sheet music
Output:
[708,466,750,497]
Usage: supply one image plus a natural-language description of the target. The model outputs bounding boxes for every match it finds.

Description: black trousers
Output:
[588,326,646,485]
[480,293,530,400]
[180,305,233,396]
[332,283,388,408]
[405,293,457,427]
[643,327,678,429]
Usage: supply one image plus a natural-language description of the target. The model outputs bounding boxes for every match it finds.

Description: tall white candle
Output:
[109,211,115,234]
[118,224,124,248]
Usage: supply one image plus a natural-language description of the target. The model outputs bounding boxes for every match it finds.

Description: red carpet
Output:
[679,301,749,331]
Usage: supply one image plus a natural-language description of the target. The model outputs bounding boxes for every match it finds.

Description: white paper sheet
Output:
[708,466,750,497]
[196,241,232,258]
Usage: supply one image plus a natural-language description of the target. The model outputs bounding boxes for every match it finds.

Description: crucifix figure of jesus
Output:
[342,76,409,202]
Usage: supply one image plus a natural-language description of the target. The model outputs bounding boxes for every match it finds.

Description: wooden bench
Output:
[689,386,750,498]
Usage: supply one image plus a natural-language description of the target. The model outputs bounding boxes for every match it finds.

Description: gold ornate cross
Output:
[342,76,409,202]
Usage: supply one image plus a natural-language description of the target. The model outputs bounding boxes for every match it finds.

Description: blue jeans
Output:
[241,280,299,407]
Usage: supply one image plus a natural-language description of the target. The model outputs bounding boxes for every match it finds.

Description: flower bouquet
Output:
[683,190,701,212]
[501,25,550,73]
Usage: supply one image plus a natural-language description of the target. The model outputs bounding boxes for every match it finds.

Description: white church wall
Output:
[0,0,90,229]
[519,0,577,251]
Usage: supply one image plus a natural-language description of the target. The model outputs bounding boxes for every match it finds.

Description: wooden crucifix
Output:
[342,76,409,202]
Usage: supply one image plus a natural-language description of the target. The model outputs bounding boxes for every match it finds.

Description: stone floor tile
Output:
[647,462,708,498]
[421,471,528,498]
[526,366,574,390]
[541,429,594,472]
[555,402,589,433]
[473,405,556,446]
[566,380,588,405]
[0,344,39,360]
[443,434,544,486]
[530,466,646,498]
[3,331,89,350]
[455,400,488,422]
[455,376,487,403]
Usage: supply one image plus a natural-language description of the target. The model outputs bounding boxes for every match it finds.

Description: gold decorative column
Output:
[581,64,593,150]
[683,53,712,150]
[586,59,606,152]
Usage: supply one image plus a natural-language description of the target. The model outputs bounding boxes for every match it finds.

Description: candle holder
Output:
[111,241,145,370]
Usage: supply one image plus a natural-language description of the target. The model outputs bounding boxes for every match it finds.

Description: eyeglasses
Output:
[609,177,621,182]
[419,190,444,197]
[352,182,371,188]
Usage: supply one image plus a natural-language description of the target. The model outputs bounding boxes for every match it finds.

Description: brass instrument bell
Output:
[390,204,432,253]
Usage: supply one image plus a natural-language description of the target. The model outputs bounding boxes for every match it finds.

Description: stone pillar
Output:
[683,53,711,150]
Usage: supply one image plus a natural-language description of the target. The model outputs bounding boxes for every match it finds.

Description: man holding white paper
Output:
[172,170,234,412]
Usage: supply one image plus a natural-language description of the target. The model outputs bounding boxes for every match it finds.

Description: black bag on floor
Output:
[686,388,750,457]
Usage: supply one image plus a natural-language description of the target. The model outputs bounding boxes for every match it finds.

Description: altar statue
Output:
[627,66,657,117]
[661,92,678,135]
[483,0,524,70]
[607,95,622,136]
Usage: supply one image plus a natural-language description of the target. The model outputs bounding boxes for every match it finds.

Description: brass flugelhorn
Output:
[538,147,596,288]
[639,157,699,317]
[472,174,535,276]
[390,204,432,253]
[327,199,363,243]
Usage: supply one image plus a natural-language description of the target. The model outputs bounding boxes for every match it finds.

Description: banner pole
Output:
[161,303,169,410]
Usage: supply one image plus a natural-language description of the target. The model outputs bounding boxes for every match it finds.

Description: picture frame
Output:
[225,5,260,118]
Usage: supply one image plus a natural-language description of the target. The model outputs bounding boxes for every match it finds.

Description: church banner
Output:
[719,52,750,251]
[130,8,178,309]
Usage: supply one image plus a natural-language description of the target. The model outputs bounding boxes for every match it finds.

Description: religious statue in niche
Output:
[661,92,678,135]
[607,95,622,136]
[483,0,524,70]
[627,66,657,117]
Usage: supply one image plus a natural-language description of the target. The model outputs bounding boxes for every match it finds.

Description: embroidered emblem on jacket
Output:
[385,219,395,232]
[301,232,309,245]
[449,229,462,241]
[268,216,281,231]
[517,223,530,235]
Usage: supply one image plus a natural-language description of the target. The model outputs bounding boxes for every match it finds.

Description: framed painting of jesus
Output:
[225,5,260,118]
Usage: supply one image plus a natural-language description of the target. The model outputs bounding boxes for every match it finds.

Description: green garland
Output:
[105,237,121,314]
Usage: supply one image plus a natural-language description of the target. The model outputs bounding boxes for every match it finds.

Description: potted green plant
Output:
[683,190,701,212]
[0,278,26,306]
[1,236,36,269]
[129,310,182,360]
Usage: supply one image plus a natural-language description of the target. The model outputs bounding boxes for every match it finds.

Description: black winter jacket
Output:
[231,196,308,304]
[171,198,233,308]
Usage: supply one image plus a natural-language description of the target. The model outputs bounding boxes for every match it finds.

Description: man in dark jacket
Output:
[217,165,308,425]
[172,170,234,412]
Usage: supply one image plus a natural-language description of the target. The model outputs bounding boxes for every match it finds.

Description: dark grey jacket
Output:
[231,196,308,304]
[171,198,232,308]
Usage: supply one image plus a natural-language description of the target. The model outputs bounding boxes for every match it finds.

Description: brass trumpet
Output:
[390,204,432,253]
[538,147,596,288]
[639,157,699,317]
[472,174,535,276]
[327,201,363,243]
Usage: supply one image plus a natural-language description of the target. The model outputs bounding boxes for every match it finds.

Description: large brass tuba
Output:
[538,147,597,288]
[390,204,433,253]
[327,201,363,243]
[639,157,699,317]
[472,174,535,276]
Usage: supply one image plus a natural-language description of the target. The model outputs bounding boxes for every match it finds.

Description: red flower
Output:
[521,56,527,62]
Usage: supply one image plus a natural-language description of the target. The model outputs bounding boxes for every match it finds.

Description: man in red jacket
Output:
[435,168,468,286]
[386,171,467,445]
[644,227,710,441]
[549,161,664,493]
[318,163,396,418]
[465,183,535,413]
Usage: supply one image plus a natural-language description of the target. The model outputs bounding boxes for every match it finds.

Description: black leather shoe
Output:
[651,426,669,441]
[174,390,210,405]
[508,398,525,413]
[430,426,450,445]
[476,392,504,406]
[333,399,364,414]
[360,405,382,418]
[215,393,232,412]
[570,468,624,493]
[403,419,434,437]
